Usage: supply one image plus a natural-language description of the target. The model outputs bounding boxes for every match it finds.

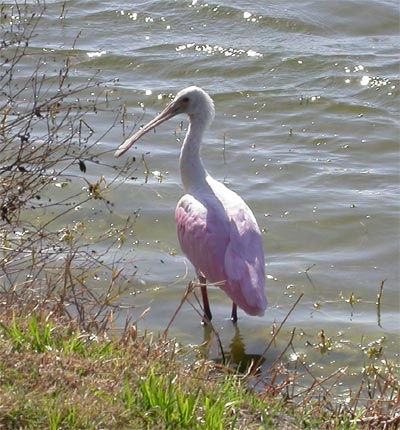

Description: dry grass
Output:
[0,304,398,430]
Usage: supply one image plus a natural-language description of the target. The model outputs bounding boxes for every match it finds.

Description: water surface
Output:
[6,0,399,388]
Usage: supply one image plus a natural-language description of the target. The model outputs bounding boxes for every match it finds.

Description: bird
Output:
[115,86,267,323]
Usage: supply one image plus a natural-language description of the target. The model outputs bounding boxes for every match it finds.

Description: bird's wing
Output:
[175,193,230,285]
[205,177,267,315]
[223,206,267,315]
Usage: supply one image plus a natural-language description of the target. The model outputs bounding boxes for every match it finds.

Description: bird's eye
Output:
[181,96,189,103]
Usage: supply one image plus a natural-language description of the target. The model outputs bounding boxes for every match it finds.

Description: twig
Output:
[376,279,386,328]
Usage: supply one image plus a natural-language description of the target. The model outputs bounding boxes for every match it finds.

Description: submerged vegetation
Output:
[0,2,399,429]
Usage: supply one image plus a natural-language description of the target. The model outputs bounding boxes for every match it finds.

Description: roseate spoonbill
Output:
[115,86,267,323]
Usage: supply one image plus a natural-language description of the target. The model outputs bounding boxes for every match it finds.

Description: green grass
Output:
[0,313,398,430]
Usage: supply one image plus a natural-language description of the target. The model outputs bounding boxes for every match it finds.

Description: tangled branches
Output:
[0,2,137,331]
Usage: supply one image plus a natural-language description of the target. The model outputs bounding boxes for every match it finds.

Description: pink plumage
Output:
[115,86,267,322]
[175,176,266,316]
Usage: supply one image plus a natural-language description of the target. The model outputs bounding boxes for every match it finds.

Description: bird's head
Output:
[115,86,215,157]
[171,86,215,122]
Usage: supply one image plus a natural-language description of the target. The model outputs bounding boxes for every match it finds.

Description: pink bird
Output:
[115,86,267,323]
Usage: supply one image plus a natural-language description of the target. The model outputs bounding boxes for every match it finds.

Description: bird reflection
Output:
[202,323,265,374]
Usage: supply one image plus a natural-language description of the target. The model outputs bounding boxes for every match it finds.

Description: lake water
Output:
[5,0,399,388]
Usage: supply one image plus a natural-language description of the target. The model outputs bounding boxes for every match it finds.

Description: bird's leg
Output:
[199,275,212,324]
[230,302,238,323]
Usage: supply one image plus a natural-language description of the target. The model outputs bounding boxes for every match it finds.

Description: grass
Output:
[0,310,398,430]
[0,312,260,430]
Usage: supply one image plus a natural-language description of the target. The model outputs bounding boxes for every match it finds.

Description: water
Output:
[3,0,399,387]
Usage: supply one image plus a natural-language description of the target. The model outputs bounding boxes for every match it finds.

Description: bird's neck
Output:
[179,115,209,192]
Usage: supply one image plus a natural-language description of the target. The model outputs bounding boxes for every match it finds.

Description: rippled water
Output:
[6,0,399,385]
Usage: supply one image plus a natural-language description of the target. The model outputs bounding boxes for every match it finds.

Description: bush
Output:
[0,1,137,331]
